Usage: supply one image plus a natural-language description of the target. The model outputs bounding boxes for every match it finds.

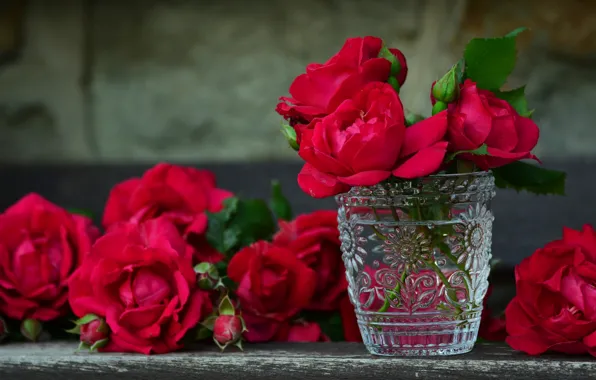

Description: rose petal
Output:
[337,170,392,186]
[392,142,448,179]
[513,116,540,153]
[297,163,350,198]
[399,111,448,158]
[485,115,518,152]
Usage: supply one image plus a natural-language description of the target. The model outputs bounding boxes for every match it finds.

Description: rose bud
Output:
[432,62,461,104]
[20,318,42,342]
[213,315,243,346]
[80,319,109,347]
[281,124,299,151]
[0,316,7,343]
[66,314,110,351]
[194,262,223,290]
[210,295,247,351]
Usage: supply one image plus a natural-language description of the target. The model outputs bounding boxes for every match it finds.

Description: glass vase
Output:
[336,172,496,356]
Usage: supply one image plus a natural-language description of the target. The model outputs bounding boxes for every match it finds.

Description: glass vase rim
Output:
[334,170,494,202]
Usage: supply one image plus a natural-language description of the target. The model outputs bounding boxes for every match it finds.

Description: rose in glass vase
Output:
[276,31,566,356]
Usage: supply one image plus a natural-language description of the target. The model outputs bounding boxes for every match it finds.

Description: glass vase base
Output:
[358,316,481,357]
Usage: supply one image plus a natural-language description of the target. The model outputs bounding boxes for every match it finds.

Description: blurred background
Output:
[1,0,596,163]
[2,0,596,308]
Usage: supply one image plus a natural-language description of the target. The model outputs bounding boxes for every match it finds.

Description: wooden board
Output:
[0,342,594,379]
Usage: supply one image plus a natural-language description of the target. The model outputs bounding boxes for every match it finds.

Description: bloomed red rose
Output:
[102,163,233,263]
[506,225,596,356]
[68,217,212,355]
[446,80,539,169]
[273,210,346,310]
[297,82,449,198]
[227,241,316,342]
[0,193,99,321]
[276,36,408,143]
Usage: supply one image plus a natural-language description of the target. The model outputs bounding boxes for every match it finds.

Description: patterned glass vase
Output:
[336,172,496,356]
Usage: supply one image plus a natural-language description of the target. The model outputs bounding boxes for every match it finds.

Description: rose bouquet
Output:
[276,31,566,356]
[0,163,366,353]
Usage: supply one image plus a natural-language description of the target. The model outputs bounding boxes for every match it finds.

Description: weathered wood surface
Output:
[0,342,595,380]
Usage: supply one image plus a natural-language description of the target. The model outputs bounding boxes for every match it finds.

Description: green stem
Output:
[390,206,400,221]
[372,207,381,220]
[371,207,386,241]
[377,270,407,313]
[427,261,464,315]
[435,239,474,307]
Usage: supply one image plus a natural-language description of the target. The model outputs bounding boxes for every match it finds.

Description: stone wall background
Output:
[1,0,595,163]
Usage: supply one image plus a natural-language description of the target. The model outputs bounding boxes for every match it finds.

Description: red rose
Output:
[297,82,449,198]
[274,321,329,342]
[273,210,345,310]
[102,163,233,264]
[276,36,407,141]
[478,285,506,341]
[339,295,362,342]
[227,241,316,342]
[68,217,213,354]
[447,80,539,169]
[506,225,596,356]
[0,193,98,321]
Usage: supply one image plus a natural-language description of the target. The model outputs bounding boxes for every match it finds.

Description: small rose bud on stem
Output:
[66,314,110,352]
[431,59,464,109]
[194,262,224,290]
[200,295,248,351]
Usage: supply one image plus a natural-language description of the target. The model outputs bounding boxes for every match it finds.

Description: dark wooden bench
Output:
[0,342,594,379]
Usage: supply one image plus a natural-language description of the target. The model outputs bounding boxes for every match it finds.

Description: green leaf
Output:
[300,311,345,341]
[195,326,212,340]
[221,197,240,220]
[74,314,99,326]
[445,144,489,162]
[218,296,236,316]
[505,27,528,37]
[222,226,241,252]
[229,199,276,248]
[194,262,214,274]
[215,261,228,276]
[65,325,81,335]
[89,338,109,352]
[201,315,218,331]
[206,213,227,253]
[269,180,293,221]
[221,276,237,290]
[492,161,566,195]
[464,28,527,91]
[205,198,239,254]
[454,58,465,83]
[494,86,533,117]
[68,208,94,218]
